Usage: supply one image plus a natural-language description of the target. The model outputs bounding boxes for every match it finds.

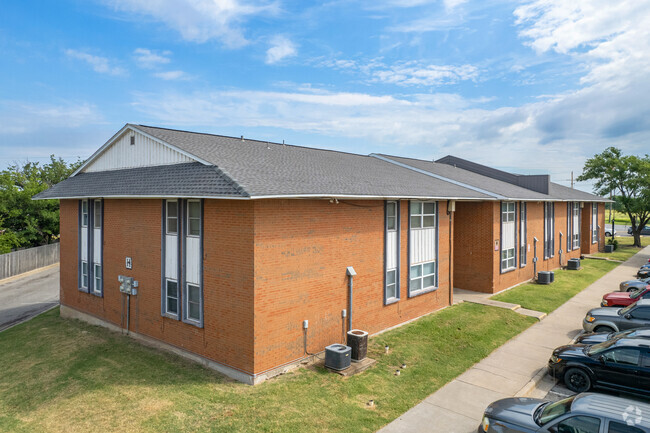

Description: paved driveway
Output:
[0,265,59,332]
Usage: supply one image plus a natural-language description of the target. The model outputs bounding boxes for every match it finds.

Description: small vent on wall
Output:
[130,135,135,145]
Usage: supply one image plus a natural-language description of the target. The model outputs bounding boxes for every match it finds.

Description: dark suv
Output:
[548,338,650,395]
[479,393,650,432]
[583,299,650,333]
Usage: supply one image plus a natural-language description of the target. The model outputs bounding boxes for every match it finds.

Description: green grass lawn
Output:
[491,260,620,313]
[0,304,535,433]
[593,235,650,262]
[605,210,632,225]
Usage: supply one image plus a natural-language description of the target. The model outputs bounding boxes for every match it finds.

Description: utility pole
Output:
[571,171,574,188]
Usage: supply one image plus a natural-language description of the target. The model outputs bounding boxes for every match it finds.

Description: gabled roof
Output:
[34,123,610,202]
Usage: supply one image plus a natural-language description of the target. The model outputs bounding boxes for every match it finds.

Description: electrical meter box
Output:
[118,275,135,295]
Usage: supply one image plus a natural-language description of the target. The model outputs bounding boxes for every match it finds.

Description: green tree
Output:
[0,156,82,253]
[578,147,650,247]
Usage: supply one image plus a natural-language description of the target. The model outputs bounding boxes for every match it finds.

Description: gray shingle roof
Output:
[34,163,246,199]
[131,125,493,200]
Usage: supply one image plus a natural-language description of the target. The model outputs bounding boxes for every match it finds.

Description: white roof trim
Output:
[71,124,213,176]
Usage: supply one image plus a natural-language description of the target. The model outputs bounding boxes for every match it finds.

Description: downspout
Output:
[558,231,563,268]
[346,266,357,332]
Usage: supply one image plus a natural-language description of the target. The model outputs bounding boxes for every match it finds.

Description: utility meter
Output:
[118,275,135,295]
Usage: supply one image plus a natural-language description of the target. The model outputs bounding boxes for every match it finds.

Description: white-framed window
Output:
[93,264,102,293]
[187,200,201,237]
[81,261,89,289]
[166,200,178,235]
[592,203,598,243]
[385,201,399,303]
[501,202,516,272]
[544,202,555,259]
[81,200,89,227]
[572,202,580,249]
[519,202,527,267]
[165,279,179,316]
[501,249,515,270]
[410,261,435,293]
[93,200,101,229]
[186,284,202,322]
[410,201,435,229]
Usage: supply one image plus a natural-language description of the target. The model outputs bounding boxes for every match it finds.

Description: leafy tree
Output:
[578,147,650,247]
[0,156,82,253]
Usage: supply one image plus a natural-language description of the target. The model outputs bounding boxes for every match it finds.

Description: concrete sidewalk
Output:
[378,246,650,433]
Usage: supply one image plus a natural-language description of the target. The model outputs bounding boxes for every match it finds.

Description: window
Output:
[591,203,597,242]
[410,262,435,293]
[544,202,555,259]
[608,421,645,433]
[630,307,650,320]
[602,349,640,366]
[81,200,88,227]
[410,201,435,229]
[549,416,600,433]
[501,202,516,272]
[93,200,101,229]
[165,280,178,315]
[93,264,101,293]
[186,284,201,322]
[187,200,201,236]
[520,202,527,267]
[166,201,178,234]
[572,202,580,249]
[501,248,515,270]
[386,269,397,300]
[385,201,399,303]
[81,261,88,288]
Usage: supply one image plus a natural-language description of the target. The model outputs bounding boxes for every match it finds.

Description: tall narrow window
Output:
[384,201,400,304]
[187,200,200,237]
[592,203,598,243]
[166,280,178,315]
[519,202,527,267]
[544,202,555,259]
[166,200,178,234]
[186,284,201,322]
[81,200,88,227]
[79,199,102,296]
[408,201,437,297]
[183,199,203,327]
[162,200,180,318]
[500,202,516,272]
[81,261,89,289]
[572,202,580,249]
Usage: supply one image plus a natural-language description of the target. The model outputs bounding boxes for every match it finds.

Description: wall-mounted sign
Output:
[125,257,132,270]
[494,240,499,251]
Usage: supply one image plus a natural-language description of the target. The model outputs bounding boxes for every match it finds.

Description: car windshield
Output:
[587,339,617,356]
[536,396,575,425]
[613,329,634,339]
[619,304,635,315]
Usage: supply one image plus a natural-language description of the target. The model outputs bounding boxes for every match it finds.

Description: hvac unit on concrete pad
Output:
[537,271,553,284]
[325,344,351,371]
[347,329,368,362]
[567,258,580,270]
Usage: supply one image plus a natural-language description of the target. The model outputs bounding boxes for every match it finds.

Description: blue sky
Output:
[1,0,649,192]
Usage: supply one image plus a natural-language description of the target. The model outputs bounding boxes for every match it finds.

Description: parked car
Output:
[479,393,650,433]
[602,286,650,307]
[639,266,650,279]
[583,299,650,332]
[628,226,650,235]
[548,338,650,395]
[620,277,650,292]
[575,327,650,345]
[605,228,617,237]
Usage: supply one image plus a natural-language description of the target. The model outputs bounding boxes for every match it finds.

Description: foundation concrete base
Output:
[60,304,310,385]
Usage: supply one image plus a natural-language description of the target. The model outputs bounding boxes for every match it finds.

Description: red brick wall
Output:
[252,199,453,374]
[581,202,605,255]
[452,202,495,293]
[60,199,255,374]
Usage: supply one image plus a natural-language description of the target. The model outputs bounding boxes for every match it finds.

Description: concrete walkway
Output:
[378,246,650,433]
[455,287,547,320]
[0,264,59,332]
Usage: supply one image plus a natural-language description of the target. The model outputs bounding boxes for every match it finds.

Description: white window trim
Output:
[501,202,516,272]
[81,200,89,228]
[166,200,179,235]
[93,199,102,229]
[164,278,179,317]
[93,263,102,294]
[186,199,201,238]
[385,201,399,304]
[572,202,580,250]
[409,201,436,230]
[185,283,202,324]
[409,261,436,295]
[81,260,89,289]
[592,203,598,244]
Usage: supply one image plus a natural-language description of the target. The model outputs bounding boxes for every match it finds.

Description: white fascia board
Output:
[34,193,495,201]
[370,154,507,201]
[71,124,212,177]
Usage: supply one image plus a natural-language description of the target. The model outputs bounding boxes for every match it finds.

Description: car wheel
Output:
[627,287,638,292]
[594,325,615,332]
[564,368,592,393]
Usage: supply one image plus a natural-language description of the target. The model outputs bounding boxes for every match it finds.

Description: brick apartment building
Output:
[36,124,608,384]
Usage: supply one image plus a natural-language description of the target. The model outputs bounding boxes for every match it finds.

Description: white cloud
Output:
[133,48,171,69]
[102,0,278,48]
[154,70,190,80]
[65,49,126,76]
[265,36,297,64]
[0,101,102,134]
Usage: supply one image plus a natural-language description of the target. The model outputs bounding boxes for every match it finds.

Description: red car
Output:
[601,285,650,307]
